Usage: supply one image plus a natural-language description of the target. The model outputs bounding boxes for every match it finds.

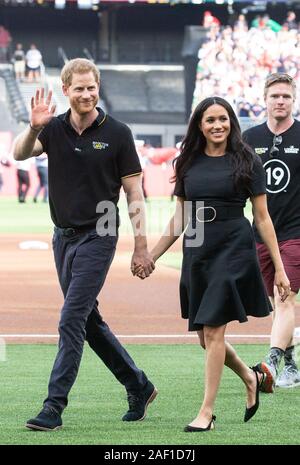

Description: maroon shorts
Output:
[256,239,300,297]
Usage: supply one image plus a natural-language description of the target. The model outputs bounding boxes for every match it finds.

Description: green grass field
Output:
[1,344,299,446]
[0,196,177,235]
[0,196,254,234]
[0,196,252,273]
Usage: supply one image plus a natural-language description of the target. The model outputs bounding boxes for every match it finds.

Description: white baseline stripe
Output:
[0,334,270,339]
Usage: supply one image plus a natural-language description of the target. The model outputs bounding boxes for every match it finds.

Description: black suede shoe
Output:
[122,381,158,422]
[26,406,62,431]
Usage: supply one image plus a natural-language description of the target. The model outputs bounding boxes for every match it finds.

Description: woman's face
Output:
[199,104,231,146]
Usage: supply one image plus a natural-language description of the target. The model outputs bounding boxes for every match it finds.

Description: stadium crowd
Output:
[193,11,300,120]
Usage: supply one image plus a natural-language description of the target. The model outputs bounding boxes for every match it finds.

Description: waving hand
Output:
[30,88,56,130]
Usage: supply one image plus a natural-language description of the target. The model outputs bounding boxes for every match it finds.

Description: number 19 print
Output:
[264,159,290,194]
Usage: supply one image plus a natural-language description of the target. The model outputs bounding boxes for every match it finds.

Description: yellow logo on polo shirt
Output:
[93,141,109,150]
[255,147,268,155]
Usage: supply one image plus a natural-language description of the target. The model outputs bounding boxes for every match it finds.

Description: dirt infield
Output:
[1,234,299,345]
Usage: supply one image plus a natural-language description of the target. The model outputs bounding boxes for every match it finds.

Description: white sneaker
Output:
[276,366,300,388]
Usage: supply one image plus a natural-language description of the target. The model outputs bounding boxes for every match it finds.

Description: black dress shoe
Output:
[122,381,158,422]
[244,366,260,423]
[184,415,216,432]
[26,406,62,431]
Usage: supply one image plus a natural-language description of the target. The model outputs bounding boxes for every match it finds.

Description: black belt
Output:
[194,205,244,222]
[55,225,96,237]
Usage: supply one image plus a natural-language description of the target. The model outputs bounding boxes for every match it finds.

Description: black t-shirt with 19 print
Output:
[38,108,141,228]
[243,120,300,242]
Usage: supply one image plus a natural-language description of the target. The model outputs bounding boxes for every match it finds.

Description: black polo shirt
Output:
[38,108,141,228]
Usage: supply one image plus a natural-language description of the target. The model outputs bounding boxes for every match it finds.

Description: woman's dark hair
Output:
[173,96,256,191]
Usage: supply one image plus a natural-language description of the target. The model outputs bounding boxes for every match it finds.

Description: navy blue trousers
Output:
[44,228,148,413]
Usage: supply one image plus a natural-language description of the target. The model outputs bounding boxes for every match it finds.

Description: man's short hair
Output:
[61,58,100,87]
[264,73,296,99]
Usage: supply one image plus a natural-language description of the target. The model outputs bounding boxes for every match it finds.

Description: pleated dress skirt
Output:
[180,216,272,331]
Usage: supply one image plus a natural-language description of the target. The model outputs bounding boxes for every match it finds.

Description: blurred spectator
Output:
[193,16,300,117]
[238,100,251,117]
[249,97,266,122]
[0,25,12,63]
[12,43,25,82]
[33,153,48,203]
[16,158,31,203]
[234,14,248,32]
[203,11,220,28]
[0,157,11,193]
[251,15,282,32]
[285,11,298,31]
[26,44,43,82]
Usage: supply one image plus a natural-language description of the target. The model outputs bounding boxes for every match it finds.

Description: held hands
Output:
[30,88,56,131]
[131,250,155,280]
[275,269,291,302]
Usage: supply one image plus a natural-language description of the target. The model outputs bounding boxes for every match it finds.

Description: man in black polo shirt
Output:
[243,73,300,391]
[13,58,157,431]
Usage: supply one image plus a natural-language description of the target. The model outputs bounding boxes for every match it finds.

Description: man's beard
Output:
[72,98,98,114]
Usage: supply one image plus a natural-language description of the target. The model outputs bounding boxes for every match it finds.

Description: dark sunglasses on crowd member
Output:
[270,135,282,157]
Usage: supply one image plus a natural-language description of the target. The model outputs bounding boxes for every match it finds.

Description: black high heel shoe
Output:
[244,366,261,423]
[184,415,216,432]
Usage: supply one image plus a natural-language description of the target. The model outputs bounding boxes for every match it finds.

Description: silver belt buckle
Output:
[196,206,217,223]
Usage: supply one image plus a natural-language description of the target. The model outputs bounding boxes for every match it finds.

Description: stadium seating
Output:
[0,68,29,123]
[100,67,185,124]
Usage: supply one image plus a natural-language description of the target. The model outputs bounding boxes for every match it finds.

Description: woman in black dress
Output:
[134,97,290,431]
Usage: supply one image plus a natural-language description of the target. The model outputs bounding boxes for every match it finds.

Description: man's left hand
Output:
[131,250,155,279]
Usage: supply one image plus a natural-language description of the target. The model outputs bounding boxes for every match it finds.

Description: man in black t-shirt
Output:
[13,58,157,431]
[243,73,300,391]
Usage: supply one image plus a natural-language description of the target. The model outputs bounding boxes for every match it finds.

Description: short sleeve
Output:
[173,177,185,198]
[249,156,266,196]
[118,126,142,178]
